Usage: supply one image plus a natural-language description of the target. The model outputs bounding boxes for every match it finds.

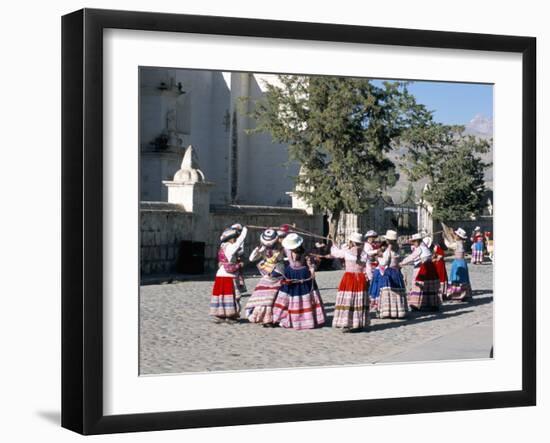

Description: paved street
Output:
[139,261,493,375]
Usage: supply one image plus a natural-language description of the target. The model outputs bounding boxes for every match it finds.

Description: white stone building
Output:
[140,68,298,206]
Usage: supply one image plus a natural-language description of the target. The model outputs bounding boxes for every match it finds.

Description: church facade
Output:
[140,67,298,206]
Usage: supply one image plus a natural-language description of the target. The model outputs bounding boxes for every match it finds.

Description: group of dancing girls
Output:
[209,223,474,332]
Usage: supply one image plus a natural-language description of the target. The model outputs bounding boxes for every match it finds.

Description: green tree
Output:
[401,124,491,221]
[246,75,432,236]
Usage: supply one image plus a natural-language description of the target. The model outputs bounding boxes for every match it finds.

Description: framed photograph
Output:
[62,8,536,435]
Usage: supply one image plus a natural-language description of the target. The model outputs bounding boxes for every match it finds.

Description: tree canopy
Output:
[246,75,432,235]
[400,124,492,221]
[246,74,492,231]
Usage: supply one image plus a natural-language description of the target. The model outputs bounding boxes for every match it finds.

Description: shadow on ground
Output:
[35,410,60,425]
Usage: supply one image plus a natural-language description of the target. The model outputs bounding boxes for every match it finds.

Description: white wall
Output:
[140,68,231,203]
[140,69,298,206]
[0,1,546,442]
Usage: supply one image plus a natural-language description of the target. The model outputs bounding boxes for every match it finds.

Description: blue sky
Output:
[373,79,493,125]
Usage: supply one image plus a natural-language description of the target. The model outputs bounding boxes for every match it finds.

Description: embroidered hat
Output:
[409,233,423,242]
[454,228,468,239]
[282,233,304,250]
[220,228,239,242]
[348,232,364,244]
[364,230,378,238]
[423,236,433,248]
[231,223,243,232]
[260,229,278,247]
[383,230,398,241]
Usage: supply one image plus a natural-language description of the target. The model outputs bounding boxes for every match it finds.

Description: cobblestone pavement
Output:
[139,261,493,374]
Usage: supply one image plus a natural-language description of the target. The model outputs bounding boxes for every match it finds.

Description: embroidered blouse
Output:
[330,244,367,273]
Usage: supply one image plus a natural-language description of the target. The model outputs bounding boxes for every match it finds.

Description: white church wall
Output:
[140,68,299,207]
[140,68,231,204]
[237,74,297,206]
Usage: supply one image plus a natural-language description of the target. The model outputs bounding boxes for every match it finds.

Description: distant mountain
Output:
[464,114,493,139]
[386,114,494,201]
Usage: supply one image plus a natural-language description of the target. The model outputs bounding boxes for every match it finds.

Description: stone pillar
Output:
[417,198,434,235]
[286,191,314,215]
[163,145,213,242]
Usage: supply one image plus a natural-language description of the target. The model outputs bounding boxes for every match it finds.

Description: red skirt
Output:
[209,276,240,318]
[333,272,369,329]
[433,259,448,283]
[415,261,439,282]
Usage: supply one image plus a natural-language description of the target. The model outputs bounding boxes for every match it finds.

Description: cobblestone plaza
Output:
[140,262,493,375]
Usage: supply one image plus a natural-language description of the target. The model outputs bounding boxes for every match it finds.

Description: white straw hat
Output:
[364,230,378,238]
[409,233,423,242]
[383,230,398,241]
[282,233,304,250]
[348,232,364,244]
[455,228,468,239]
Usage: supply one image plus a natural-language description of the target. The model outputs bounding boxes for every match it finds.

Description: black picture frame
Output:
[61,8,536,435]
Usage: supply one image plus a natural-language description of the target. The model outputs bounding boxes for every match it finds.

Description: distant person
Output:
[470,226,484,265]
[447,227,473,301]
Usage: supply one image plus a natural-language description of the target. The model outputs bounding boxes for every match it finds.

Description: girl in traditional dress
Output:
[370,230,409,319]
[447,227,473,301]
[209,226,248,323]
[245,229,285,326]
[401,233,441,311]
[272,233,326,330]
[432,242,448,302]
[330,232,369,332]
[363,230,379,281]
[470,226,484,265]
[367,241,387,312]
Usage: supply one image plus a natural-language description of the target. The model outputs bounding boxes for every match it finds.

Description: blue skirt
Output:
[272,265,326,329]
[449,258,471,284]
[369,267,405,299]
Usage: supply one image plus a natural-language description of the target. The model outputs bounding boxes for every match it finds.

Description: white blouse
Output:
[216,227,248,277]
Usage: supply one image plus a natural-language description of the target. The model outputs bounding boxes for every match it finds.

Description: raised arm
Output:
[225,226,248,260]
[249,245,265,262]
[400,246,421,266]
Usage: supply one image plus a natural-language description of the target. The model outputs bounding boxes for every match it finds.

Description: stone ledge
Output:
[140,201,189,212]
[210,204,309,215]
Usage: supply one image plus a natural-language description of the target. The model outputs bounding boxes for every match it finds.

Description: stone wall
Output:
[140,203,323,278]
[140,202,196,275]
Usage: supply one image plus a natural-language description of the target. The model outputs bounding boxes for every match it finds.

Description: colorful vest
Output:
[217,247,240,274]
